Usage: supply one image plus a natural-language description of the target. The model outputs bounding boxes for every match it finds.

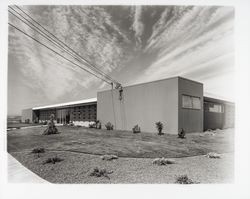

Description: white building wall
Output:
[97,77,179,134]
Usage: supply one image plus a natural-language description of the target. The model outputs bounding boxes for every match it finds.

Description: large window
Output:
[182,95,201,110]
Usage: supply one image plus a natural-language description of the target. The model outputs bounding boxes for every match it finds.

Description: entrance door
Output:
[66,114,70,124]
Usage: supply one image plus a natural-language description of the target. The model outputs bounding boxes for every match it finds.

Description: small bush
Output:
[43,114,59,135]
[43,156,63,164]
[101,154,118,161]
[132,124,141,133]
[89,167,113,179]
[25,119,30,124]
[155,121,164,135]
[175,175,197,184]
[31,147,45,154]
[205,152,221,159]
[152,157,175,165]
[105,122,114,130]
[89,123,95,128]
[95,120,102,129]
[178,128,186,139]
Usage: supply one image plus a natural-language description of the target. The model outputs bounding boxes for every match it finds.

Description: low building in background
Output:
[21,76,235,133]
[21,98,97,126]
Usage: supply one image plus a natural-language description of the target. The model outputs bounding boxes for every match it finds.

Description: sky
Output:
[8,5,234,115]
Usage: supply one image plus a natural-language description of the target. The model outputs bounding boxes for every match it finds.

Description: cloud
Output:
[131,6,144,47]
[8,5,132,102]
[133,6,234,100]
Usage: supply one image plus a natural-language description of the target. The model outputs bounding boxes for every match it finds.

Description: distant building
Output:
[21,98,97,125]
[21,76,235,134]
[7,115,21,124]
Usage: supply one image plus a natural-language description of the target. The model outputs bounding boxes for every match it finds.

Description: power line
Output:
[8,22,112,85]
[13,5,121,86]
[8,7,112,82]
[9,6,118,85]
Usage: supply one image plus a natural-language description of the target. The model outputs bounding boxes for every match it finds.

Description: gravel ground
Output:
[10,151,234,184]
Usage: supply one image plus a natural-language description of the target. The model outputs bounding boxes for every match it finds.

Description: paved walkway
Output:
[8,154,48,183]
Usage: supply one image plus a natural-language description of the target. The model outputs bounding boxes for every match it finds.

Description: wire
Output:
[9,6,117,84]
[12,5,121,86]
[8,22,112,84]
[8,7,112,82]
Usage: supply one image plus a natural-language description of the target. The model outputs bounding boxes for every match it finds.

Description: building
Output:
[98,76,203,134]
[21,98,97,125]
[21,76,235,133]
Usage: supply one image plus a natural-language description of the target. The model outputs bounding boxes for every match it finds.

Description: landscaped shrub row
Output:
[104,121,186,138]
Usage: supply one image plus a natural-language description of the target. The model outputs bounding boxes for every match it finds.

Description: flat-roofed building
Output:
[21,76,234,134]
[97,76,204,134]
[21,98,97,125]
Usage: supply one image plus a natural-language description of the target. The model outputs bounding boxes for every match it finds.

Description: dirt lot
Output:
[7,126,234,183]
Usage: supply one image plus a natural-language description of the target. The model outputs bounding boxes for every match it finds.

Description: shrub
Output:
[101,154,118,161]
[89,167,113,179]
[152,157,175,165]
[95,120,102,129]
[25,119,30,124]
[89,123,95,128]
[31,147,45,154]
[205,152,221,159]
[43,114,59,135]
[178,128,186,139]
[132,124,141,133]
[175,175,197,184]
[155,121,164,135]
[105,122,114,130]
[43,156,63,164]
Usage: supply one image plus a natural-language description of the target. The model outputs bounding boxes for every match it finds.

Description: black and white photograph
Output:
[1,0,250,198]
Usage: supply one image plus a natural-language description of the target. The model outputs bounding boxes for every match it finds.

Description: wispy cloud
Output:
[133,6,234,100]
[8,5,132,102]
[131,6,144,47]
[8,5,235,114]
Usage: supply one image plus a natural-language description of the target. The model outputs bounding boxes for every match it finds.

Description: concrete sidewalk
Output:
[8,154,48,183]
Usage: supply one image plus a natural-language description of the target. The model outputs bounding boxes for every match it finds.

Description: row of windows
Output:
[204,102,224,113]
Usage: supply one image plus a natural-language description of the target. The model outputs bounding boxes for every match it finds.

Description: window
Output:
[209,104,223,113]
[182,95,201,110]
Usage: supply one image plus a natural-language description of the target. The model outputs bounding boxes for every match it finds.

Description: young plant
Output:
[89,123,95,128]
[152,157,175,165]
[155,121,164,135]
[89,167,113,179]
[105,122,114,130]
[175,175,197,184]
[95,120,102,129]
[31,147,45,154]
[132,124,141,133]
[43,156,63,164]
[101,154,118,161]
[43,114,59,135]
[178,128,186,139]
